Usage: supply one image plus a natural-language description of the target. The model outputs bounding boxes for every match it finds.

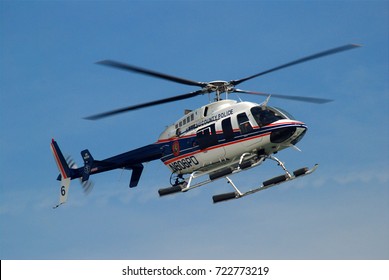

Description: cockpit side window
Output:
[250,107,283,127]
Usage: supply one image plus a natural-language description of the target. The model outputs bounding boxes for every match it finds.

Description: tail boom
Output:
[51,139,164,207]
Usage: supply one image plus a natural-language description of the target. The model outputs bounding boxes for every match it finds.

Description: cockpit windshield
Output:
[251,106,283,127]
[272,107,296,120]
[250,106,294,127]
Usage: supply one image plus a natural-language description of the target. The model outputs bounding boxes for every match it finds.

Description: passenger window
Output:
[196,124,218,149]
[203,106,209,117]
[237,113,253,134]
[222,118,234,141]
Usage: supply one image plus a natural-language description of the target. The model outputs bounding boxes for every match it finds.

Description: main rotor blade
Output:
[96,60,206,87]
[233,89,333,104]
[231,44,361,86]
[85,89,205,120]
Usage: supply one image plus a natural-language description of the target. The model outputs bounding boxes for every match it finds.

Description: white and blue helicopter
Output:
[51,44,360,208]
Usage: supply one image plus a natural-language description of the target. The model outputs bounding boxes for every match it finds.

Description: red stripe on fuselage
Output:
[51,142,68,179]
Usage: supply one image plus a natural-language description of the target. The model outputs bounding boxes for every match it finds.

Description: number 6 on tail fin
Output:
[50,139,73,208]
[53,178,71,209]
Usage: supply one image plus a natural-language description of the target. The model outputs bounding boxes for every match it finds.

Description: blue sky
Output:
[0,1,388,260]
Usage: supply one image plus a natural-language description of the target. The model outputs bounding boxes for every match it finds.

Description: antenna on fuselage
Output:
[261,95,272,108]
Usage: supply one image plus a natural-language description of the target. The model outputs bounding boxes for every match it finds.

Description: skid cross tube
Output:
[226,176,243,196]
[267,155,293,179]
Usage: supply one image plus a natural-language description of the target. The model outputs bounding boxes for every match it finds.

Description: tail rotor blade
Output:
[81,180,94,195]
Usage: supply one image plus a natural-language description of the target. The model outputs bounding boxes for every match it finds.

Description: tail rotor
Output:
[66,155,94,194]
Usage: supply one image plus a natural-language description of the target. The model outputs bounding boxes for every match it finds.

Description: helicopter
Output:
[51,44,360,208]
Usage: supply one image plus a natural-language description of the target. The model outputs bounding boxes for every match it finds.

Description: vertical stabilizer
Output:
[50,139,71,179]
[50,139,72,208]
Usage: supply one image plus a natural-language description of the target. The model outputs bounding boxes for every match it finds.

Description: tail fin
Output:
[50,139,72,208]
[51,139,72,179]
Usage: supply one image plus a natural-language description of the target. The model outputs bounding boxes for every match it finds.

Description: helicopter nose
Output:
[270,123,307,144]
[291,125,307,145]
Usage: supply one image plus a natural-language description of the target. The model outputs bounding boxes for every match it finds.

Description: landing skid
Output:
[213,163,318,203]
[158,154,318,203]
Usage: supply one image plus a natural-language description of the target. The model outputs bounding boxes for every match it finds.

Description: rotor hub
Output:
[204,81,235,101]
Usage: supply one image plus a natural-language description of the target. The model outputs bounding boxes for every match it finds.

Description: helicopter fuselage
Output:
[158,100,307,175]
